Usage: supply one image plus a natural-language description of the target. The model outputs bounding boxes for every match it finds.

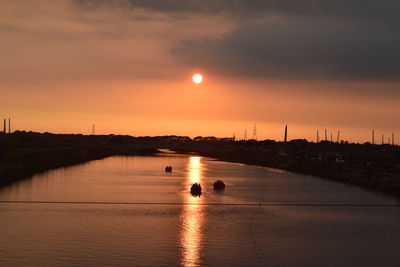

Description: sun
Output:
[192,73,203,84]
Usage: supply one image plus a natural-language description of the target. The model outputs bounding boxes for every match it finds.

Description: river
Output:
[0,151,399,266]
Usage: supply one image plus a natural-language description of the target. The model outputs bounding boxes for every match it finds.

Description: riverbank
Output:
[175,142,400,199]
[201,152,400,199]
[0,132,158,187]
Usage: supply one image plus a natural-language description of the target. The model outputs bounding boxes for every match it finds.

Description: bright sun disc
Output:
[192,73,203,84]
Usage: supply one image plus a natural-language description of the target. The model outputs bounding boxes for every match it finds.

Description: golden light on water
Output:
[188,156,201,184]
[180,156,204,267]
[192,73,203,84]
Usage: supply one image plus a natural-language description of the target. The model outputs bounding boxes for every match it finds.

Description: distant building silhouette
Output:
[392,132,395,145]
[372,129,375,144]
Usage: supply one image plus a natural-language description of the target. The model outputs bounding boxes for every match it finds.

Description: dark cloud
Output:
[75,0,400,25]
[175,18,400,80]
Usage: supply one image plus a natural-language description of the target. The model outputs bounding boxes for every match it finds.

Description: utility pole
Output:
[330,133,333,142]
[317,130,319,143]
[8,118,10,134]
[325,129,327,141]
[336,130,340,143]
[3,119,6,133]
[382,134,384,145]
[92,124,95,135]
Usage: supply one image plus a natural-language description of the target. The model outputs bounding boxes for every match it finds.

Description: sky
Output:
[1,0,400,143]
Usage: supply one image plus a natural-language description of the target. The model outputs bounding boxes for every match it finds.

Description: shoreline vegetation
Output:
[1,131,399,199]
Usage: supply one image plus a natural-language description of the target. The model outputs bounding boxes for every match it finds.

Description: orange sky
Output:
[1,1,399,144]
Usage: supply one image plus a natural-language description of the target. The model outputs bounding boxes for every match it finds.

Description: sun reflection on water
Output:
[180,156,204,267]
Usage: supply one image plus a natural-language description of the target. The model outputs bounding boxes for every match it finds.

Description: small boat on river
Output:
[165,166,173,172]
[190,183,202,196]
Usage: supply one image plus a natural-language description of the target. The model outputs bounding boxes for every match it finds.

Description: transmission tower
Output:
[252,123,257,140]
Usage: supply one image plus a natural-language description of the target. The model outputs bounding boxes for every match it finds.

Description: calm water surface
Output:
[0,152,399,266]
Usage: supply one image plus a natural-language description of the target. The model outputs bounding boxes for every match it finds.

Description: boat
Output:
[190,183,202,196]
[213,180,225,190]
[165,166,172,172]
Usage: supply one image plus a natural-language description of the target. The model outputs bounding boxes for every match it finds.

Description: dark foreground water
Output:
[0,152,399,266]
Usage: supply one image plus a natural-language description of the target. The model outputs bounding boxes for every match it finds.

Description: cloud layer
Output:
[75,0,400,80]
[176,18,400,80]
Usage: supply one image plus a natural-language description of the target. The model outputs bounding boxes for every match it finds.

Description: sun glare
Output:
[192,73,203,84]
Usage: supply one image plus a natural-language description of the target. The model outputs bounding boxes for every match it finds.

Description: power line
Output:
[0,200,398,207]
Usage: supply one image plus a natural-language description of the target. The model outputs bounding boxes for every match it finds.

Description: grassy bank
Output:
[175,141,400,199]
[0,132,158,187]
